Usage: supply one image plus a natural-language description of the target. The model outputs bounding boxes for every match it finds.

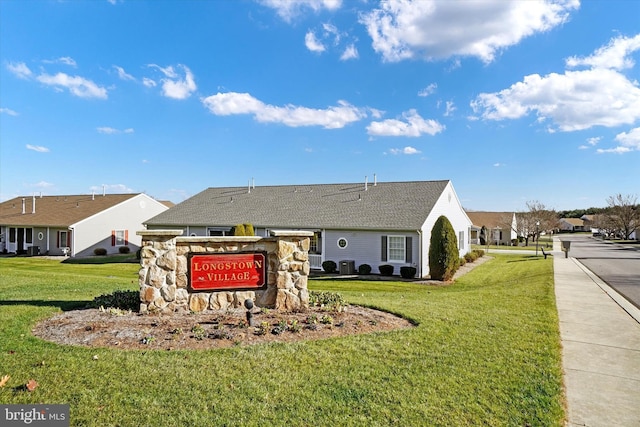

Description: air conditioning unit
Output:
[339,260,356,274]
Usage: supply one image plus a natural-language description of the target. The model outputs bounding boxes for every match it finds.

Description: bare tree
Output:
[515,201,559,246]
[605,194,639,239]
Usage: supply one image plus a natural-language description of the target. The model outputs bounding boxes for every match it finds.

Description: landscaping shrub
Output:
[118,246,131,254]
[93,247,107,256]
[400,266,417,279]
[464,252,477,263]
[243,223,254,236]
[233,224,246,236]
[459,257,466,266]
[322,260,337,273]
[473,249,485,258]
[378,264,394,276]
[309,290,346,311]
[90,289,139,311]
[428,215,460,281]
[358,264,372,275]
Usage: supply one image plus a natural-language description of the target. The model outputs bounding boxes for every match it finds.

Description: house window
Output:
[25,228,33,244]
[459,231,464,250]
[9,228,16,243]
[112,230,129,246]
[58,231,69,248]
[310,231,321,253]
[207,227,230,236]
[381,235,413,263]
[388,235,405,262]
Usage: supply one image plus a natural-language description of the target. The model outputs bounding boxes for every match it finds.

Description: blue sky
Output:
[1,0,639,211]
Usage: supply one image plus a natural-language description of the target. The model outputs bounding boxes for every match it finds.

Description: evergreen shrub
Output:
[358,264,372,275]
[400,266,417,279]
[234,224,246,236]
[428,215,460,281]
[378,264,394,276]
[322,260,337,273]
[93,248,107,256]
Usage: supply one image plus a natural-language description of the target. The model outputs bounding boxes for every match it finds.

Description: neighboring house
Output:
[559,218,585,232]
[0,193,171,257]
[581,214,598,232]
[144,180,472,278]
[467,211,517,246]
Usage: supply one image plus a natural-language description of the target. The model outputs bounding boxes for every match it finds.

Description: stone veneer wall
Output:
[136,230,312,313]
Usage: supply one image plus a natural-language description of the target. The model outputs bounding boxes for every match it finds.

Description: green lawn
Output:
[0,255,565,426]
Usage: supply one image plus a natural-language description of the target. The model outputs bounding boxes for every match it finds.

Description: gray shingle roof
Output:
[145,180,450,231]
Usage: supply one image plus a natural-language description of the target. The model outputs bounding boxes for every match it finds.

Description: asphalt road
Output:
[558,234,640,309]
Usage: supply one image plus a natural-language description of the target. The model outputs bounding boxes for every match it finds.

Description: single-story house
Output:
[144,180,472,278]
[467,211,517,246]
[559,218,585,232]
[0,193,171,257]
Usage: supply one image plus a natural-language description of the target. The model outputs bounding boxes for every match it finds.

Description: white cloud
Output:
[598,127,640,153]
[42,57,77,67]
[58,57,77,67]
[587,137,601,146]
[142,77,157,87]
[566,34,640,71]
[113,65,135,81]
[0,108,18,116]
[36,72,108,99]
[148,64,196,99]
[201,92,367,129]
[493,162,504,167]
[90,184,134,193]
[97,126,134,134]
[471,34,640,133]
[444,101,456,117]
[261,0,342,22]
[340,44,359,61]
[367,109,444,137]
[7,62,33,79]
[418,83,437,97]
[471,68,640,132]
[26,144,50,153]
[360,0,579,63]
[389,146,421,155]
[32,181,54,189]
[305,31,326,52]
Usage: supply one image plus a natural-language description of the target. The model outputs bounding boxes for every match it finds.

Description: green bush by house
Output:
[428,215,460,281]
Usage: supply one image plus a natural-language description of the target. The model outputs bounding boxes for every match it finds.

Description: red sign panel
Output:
[189,252,267,291]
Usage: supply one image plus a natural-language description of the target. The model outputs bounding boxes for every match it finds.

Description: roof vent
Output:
[32,195,36,214]
[365,176,368,191]
[22,198,26,214]
[374,173,377,186]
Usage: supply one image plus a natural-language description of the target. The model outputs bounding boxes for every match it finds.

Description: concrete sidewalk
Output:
[553,239,640,426]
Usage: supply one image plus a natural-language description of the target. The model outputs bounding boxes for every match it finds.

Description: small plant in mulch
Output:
[320,314,334,325]
[288,319,302,333]
[271,319,288,335]
[191,324,206,341]
[305,314,318,325]
[141,336,155,345]
[255,321,270,336]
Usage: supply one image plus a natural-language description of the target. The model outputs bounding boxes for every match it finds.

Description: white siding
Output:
[419,182,472,277]
[73,194,169,257]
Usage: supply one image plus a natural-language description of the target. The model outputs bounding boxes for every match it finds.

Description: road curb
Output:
[570,257,640,324]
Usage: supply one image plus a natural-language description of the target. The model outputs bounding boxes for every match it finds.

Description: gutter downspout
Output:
[69,226,75,257]
[417,229,423,278]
